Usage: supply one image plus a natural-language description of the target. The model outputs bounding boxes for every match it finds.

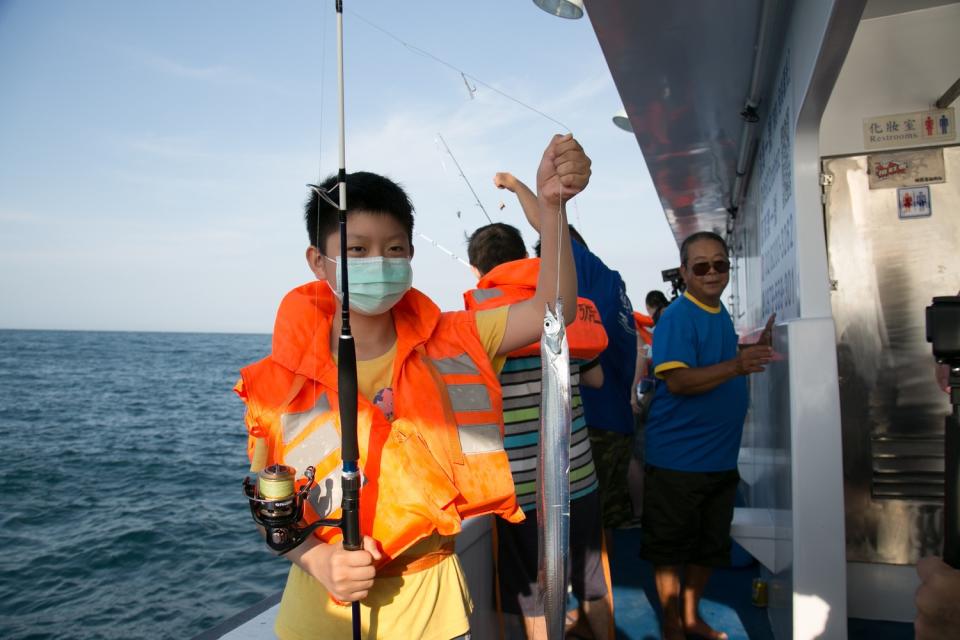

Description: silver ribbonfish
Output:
[537,299,571,640]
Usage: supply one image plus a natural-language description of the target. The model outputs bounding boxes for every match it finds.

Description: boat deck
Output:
[606,529,913,640]
[201,526,917,639]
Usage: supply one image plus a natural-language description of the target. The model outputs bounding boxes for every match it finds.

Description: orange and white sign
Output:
[867,148,946,189]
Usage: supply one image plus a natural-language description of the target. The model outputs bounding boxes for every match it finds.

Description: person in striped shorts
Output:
[465,221,614,640]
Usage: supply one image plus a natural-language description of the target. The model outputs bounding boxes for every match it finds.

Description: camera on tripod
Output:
[926,295,960,569]
[662,267,685,300]
[927,296,960,388]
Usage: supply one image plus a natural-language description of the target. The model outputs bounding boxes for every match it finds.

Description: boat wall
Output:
[816,1,960,622]
[731,1,866,638]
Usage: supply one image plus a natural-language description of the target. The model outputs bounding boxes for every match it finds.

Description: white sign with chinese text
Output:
[756,49,799,321]
[863,108,956,150]
[867,148,946,189]
[897,186,932,219]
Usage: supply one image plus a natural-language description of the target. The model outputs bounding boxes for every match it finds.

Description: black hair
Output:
[679,231,727,265]
[467,223,527,276]
[645,290,669,310]
[533,224,586,257]
[646,289,670,324]
[305,171,414,253]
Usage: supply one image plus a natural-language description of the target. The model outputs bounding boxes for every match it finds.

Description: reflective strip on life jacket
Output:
[470,288,504,304]
[283,418,339,478]
[281,393,332,444]
[447,383,492,412]
[427,353,506,456]
[458,423,506,455]
[430,354,480,375]
[280,391,341,485]
[249,437,269,472]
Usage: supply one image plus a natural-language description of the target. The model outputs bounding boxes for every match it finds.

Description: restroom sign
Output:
[897,186,932,219]
[863,107,955,150]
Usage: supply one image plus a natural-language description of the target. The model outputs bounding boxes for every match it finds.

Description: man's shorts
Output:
[495,489,608,616]
[640,465,739,567]
[587,428,634,529]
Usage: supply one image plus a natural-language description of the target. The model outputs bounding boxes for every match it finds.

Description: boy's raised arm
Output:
[497,134,590,355]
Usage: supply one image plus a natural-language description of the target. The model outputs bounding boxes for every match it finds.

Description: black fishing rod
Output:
[333,2,364,638]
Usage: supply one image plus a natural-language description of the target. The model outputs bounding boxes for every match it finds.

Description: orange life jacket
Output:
[235,282,523,566]
[633,311,654,347]
[462,258,608,360]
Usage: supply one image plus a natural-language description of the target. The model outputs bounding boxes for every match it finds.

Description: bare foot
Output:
[661,622,686,640]
[683,618,728,640]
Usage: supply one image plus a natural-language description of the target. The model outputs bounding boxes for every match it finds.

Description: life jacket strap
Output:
[376,540,457,578]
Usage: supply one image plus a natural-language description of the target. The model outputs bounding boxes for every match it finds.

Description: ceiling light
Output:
[612,107,633,133]
[533,0,584,19]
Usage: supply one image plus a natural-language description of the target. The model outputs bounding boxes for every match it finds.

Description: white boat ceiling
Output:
[587,0,960,244]
[587,0,795,244]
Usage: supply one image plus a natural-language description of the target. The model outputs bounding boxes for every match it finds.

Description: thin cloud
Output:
[144,54,236,81]
[0,209,43,224]
[101,40,273,90]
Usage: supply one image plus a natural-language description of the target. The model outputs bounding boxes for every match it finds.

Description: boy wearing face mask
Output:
[235,134,591,640]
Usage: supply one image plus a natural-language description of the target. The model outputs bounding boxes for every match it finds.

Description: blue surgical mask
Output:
[325,256,413,315]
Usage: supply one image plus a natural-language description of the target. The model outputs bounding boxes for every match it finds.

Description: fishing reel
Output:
[243,464,339,555]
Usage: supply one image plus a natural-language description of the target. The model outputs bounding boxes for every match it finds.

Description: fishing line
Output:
[346,8,570,131]
[314,3,330,418]
[436,132,492,224]
[461,72,476,100]
[259,473,296,500]
[416,232,472,270]
[347,8,586,251]
[316,6,329,180]
[555,194,562,308]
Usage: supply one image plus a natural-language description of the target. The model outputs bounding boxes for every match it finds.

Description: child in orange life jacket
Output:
[463,221,614,640]
[235,134,590,640]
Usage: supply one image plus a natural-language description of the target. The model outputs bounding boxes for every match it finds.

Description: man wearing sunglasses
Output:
[640,231,774,640]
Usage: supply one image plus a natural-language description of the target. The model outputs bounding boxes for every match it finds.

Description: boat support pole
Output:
[945,367,959,568]
[935,77,960,109]
[926,296,960,568]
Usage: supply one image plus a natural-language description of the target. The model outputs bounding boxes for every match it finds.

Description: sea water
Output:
[0,330,289,639]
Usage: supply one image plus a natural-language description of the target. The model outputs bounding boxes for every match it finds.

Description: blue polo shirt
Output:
[571,239,637,435]
[645,292,748,471]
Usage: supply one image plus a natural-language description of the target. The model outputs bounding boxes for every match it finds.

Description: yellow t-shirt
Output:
[274,307,509,640]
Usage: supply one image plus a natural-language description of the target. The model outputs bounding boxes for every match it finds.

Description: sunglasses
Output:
[689,260,730,276]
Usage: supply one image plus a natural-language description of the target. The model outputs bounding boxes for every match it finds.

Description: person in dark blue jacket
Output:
[495,172,639,535]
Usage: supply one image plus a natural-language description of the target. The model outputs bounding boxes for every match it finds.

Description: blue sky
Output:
[0,0,677,333]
